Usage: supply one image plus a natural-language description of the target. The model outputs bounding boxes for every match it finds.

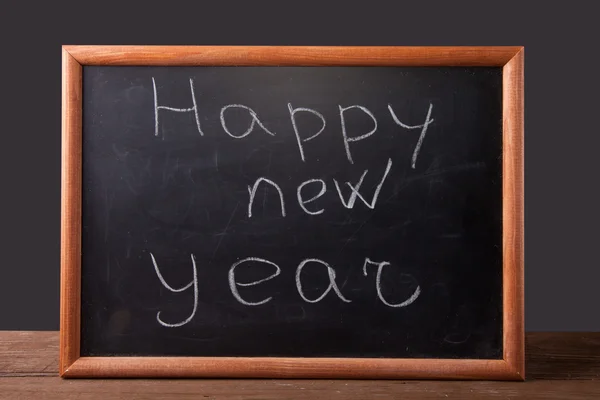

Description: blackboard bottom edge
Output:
[61,356,523,381]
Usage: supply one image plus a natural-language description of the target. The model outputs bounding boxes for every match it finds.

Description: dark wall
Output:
[1,0,598,331]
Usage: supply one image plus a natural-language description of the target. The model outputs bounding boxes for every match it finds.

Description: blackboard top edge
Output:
[63,45,523,67]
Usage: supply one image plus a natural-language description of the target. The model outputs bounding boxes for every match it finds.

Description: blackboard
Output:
[61,46,524,379]
[81,65,502,358]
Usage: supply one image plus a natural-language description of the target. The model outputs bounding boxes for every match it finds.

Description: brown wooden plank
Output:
[63,45,521,66]
[0,377,599,400]
[502,47,525,380]
[1,332,600,398]
[64,357,514,380]
[61,47,82,376]
[2,332,600,380]
[526,332,600,380]
[0,331,58,377]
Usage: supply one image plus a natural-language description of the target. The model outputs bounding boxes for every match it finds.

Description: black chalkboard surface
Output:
[80,65,503,360]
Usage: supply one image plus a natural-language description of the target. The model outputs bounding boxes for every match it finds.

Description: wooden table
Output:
[1,332,598,399]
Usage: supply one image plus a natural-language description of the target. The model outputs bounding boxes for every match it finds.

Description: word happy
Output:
[152,78,434,168]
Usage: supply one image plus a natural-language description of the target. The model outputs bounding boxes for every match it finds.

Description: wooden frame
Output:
[61,46,524,380]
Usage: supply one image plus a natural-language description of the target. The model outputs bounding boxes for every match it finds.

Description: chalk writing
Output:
[339,105,378,164]
[363,258,421,307]
[297,179,327,215]
[151,78,435,166]
[295,258,351,303]
[152,77,202,137]
[221,104,276,138]
[150,253,198,327]
[144,78,436,325]
[248,178,286,218]
[334,158,392,209]
[388,103,435,169]
[229,257,281,306]
[150,255,420,325]
[288,103,326,162]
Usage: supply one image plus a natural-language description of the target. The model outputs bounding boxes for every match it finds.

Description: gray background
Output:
[1,0,598,331]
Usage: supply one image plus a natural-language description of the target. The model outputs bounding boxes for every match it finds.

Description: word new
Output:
[150,253,421,328]
[248,158,392,217]
[152,77,434,168]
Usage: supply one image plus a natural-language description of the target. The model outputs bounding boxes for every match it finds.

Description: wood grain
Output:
[4,331,593,380]
[527,333,600,380]
[63,46,522,66]
[60,47,82,376]
[0,378,599,400]
[0,331,58,377]
[1,332,600,399]
[60,45,525,379]
[64,357,514,380]
[502,48,525,379]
